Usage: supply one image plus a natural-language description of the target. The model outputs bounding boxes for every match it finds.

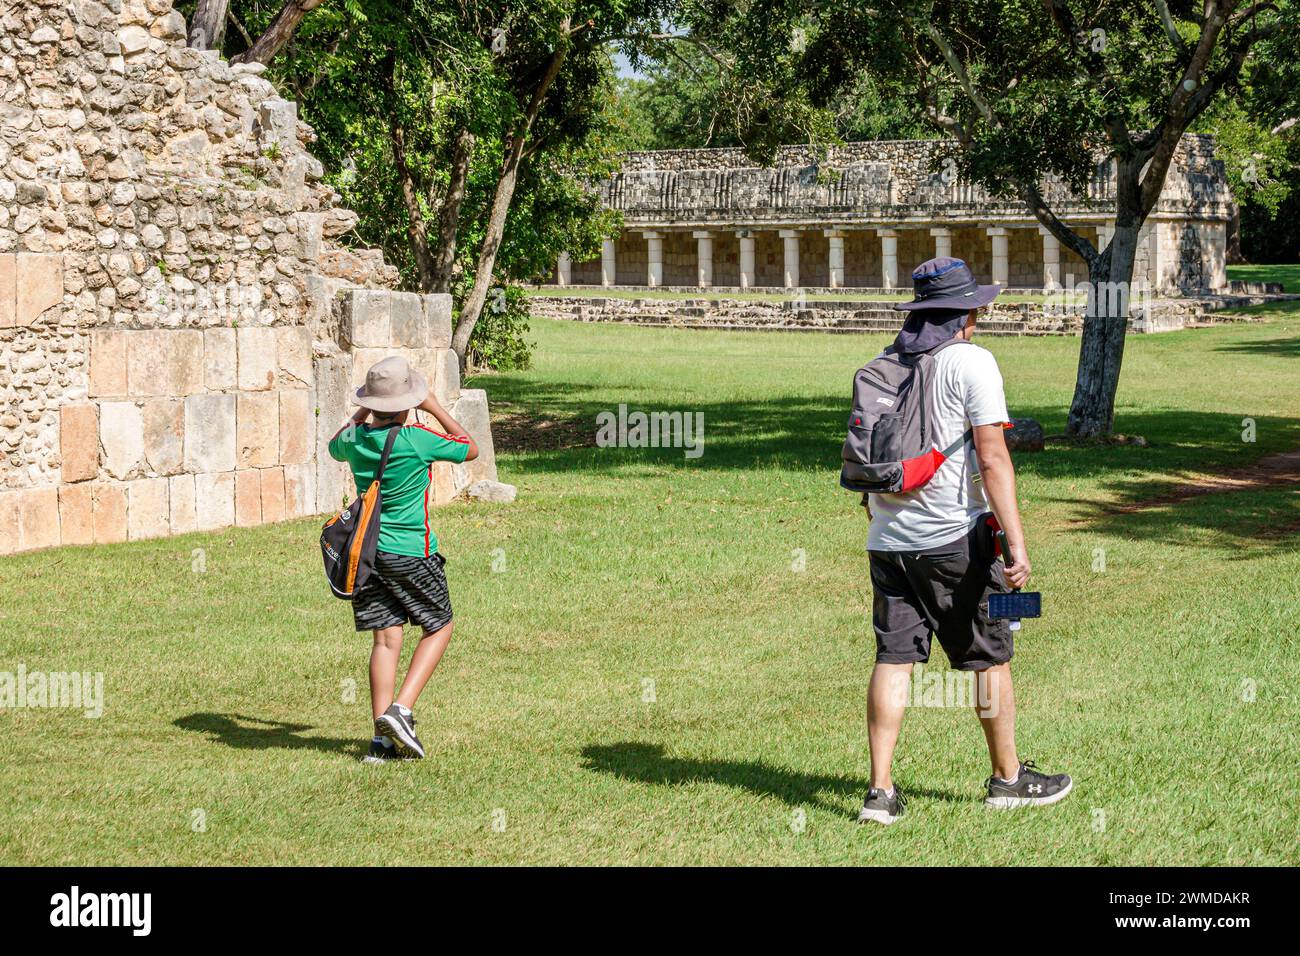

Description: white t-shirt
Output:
[866,342,1010,552]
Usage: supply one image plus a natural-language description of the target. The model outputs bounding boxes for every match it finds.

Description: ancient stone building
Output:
[555,138,1231,294]
[0,0,497,555]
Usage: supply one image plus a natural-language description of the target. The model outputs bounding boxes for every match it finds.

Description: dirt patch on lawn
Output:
[490,402,594,453]
[1098,447,1300,516]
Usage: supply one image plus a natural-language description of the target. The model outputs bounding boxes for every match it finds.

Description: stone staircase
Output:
[589,309,1035,335]
[535,296,1044,334]
[531,290,1298,337]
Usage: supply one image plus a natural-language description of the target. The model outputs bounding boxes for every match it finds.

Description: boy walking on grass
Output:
[328,356,478,763]
[857,257,1072,825]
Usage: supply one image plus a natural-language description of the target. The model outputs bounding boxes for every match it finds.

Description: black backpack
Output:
[840,338,973,495]
[320,423,400,599]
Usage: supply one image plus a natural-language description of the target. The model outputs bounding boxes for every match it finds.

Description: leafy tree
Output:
[1240,129,1300,262]
[197,1,639,371]
[681,0,1294,437]
[613,47,930,150]
[1197,99,1293,261]
[446,1,671,371]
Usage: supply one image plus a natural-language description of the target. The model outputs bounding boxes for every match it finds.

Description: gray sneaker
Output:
[984,760,1072,808]
[857,786,906,825]
[375,704,425,758]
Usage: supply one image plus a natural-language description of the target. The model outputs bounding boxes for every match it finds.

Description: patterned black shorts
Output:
[352,551,453,634]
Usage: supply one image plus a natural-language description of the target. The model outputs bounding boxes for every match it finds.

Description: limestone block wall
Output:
[710,233,740,287]
[660,232,695,287]
[613,234,647,286]
[319,288,495,514]
[895,230,930,282]
[1147,219,1227,294]
[844,233,879,287]
[753,231,782,287]
[0,1,498,555]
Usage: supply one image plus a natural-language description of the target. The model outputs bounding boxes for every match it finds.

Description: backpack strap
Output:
[373,423,402,484]
[939,427,974,458]
[934,338,976,455]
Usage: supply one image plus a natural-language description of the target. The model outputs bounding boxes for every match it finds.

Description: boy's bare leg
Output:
[867,662,913,791]
[395,620,453,711]
[370,626,405,720]
[976,663,1020,780]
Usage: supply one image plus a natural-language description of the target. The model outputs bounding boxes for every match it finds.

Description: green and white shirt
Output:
[328,422,470,557]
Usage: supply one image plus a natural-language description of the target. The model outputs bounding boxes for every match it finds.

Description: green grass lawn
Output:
[3,309,1299,865]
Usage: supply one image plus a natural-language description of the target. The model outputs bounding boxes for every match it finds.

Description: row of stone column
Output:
[557,224,1113,291]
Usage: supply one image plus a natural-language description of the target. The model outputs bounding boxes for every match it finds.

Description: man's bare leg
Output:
[976,663,1020,781]
[370,626,404,720]
[395,620,453,711]
[868,662,914,791]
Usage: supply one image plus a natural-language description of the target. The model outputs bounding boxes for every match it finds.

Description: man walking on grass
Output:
[328,356,479,764]
[856,257,1072,825]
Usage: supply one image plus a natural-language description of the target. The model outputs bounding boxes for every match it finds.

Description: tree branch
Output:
[232,0,326,65]
[1153,0,1184,50]
[924,23,997,125]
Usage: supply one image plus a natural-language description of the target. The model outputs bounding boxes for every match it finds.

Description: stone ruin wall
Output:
[604,135,1231,294]
[0,0,497,555]
[615,135,1227,215]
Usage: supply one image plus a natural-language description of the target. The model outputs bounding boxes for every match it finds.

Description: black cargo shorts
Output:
[868,515,1013,671]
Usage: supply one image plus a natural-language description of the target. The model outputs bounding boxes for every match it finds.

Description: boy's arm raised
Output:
[417,390,479,462]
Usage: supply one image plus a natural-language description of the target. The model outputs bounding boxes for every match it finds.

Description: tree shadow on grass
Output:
[1007,407,1300,555]
[580,741,964,819]
[174,712,360,758]
[486,374,1300,553]
[494,389,1300,540]
[1214,333,1300,357]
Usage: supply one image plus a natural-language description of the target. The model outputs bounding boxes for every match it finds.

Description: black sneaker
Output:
[984,760,1072,808]
[360,738,409,764]
[857,786,906,825]
[375,704,425,758]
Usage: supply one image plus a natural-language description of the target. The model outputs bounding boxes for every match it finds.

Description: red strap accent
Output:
[984,513,1004,557]
[900,448,946,492]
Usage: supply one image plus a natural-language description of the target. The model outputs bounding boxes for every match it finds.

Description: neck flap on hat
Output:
[891,307,969,355]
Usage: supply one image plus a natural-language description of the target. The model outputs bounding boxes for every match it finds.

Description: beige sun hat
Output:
[353,356,428,413]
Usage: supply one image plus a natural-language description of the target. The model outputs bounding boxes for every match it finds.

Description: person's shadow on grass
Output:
[580,741,965,819]
[174,712,360,758]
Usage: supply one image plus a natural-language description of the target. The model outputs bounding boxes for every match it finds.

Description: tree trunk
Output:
[449,28,570,371]
[431,127,475,294]
[449,130,528,371]
[232,0,324,65]
[1066,224,1138,438]
[188,0,229,50]
[388,116,437,292]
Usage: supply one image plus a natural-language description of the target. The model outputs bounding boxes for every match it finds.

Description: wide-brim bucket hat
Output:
[353,355,428,413]
[895,256,1001,311]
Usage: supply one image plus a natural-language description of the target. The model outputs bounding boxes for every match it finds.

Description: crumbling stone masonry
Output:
[0,1,497,555]
[553,138,1232,295]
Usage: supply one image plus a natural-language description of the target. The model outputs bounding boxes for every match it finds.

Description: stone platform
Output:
[530,291,1295,336]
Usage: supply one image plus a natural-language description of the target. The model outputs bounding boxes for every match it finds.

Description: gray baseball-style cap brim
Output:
[352,356,428,413]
